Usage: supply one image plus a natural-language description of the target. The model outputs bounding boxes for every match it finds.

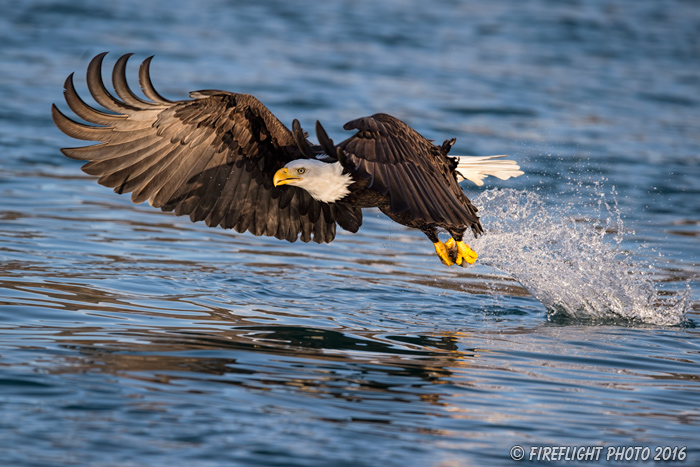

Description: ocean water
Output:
[1,0,699,465]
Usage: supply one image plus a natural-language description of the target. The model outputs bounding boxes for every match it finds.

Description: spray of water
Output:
[471,188,690,325]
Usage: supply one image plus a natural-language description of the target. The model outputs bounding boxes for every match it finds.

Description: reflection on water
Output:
[46,325,470,405]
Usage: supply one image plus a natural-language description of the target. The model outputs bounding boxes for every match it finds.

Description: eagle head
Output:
[273,159,352,203]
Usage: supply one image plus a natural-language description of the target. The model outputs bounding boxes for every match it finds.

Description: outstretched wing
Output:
[320,113,481,231]
[52,53,361,243]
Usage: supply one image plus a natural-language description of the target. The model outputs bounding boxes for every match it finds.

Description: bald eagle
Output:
[51,53,523,266]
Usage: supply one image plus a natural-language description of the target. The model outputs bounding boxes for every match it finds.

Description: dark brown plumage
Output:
[52,53,501,266]
[52,52,361,244]
[319,113,483,243]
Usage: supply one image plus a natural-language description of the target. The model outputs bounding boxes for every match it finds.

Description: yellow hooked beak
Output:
[273,167,302,187]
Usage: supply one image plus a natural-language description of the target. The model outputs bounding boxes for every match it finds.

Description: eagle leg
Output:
[445,238,477,266]
[420,225,454,266]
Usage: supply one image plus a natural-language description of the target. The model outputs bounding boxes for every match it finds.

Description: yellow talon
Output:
[444,238,460,265]
[434,239,477,266]
[444,238,478,266]
[456,241,478,265]
[433,241,454,266]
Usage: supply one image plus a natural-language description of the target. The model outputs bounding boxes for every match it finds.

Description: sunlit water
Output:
[1,0,699,466]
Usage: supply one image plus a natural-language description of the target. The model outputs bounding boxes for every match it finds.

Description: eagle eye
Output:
[296,168,306,175]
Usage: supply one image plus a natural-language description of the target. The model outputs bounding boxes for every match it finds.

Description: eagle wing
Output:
[52,53,361,243]
[328,113,481,230]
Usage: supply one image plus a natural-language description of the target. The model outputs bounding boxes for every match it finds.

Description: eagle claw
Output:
[445,238,477,266]
[433,241,454,266]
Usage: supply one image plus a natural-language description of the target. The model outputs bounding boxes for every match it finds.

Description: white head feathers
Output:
[277,159,353,203]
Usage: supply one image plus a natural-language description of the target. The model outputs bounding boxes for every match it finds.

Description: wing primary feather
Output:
[292,119,315,158]
[112,53,158,109]
[86,52,140,113]
[63,73,126,125]
[60,144,108,160]
[315,120,337,158]
[51,104,112,141]
[138,56,174,104]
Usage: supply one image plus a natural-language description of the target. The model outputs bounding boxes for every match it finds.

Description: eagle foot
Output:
[433,241,454,266]
[445,238,478,266]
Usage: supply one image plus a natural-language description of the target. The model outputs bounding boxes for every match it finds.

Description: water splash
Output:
[472,188,690,326]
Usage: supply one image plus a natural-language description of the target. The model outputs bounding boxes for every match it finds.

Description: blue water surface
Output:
[1,1,699,465]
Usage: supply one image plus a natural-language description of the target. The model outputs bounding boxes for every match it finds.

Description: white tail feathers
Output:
[454,155,524,186]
